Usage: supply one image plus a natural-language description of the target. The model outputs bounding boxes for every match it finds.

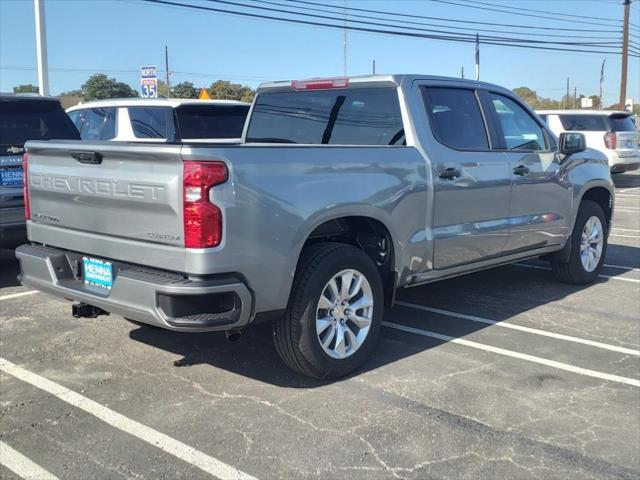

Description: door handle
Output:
[439,167,462,180]
[513,165,530,176]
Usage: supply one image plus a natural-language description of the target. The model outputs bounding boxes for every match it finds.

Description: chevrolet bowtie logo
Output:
[6,146,24,154]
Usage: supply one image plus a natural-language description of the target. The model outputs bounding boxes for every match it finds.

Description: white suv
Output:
[537,110,639,173]
[67,98,250,143]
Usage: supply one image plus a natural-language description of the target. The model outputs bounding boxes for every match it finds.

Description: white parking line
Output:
[617,187,640,193]
[610,233,640,239]
[512,263,640,283]
[0,291,39,301]
[615,208,640,213]
[382,322,640,387]
[604,263,640,271]
[0,358,257,480]
[0,441,59,480]
[611,227,640,233]
[395,301,640,356]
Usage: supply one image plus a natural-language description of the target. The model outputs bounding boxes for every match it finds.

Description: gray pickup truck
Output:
[16,75,613,379]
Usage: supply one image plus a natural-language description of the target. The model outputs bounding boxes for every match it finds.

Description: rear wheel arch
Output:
[295,216,397,307]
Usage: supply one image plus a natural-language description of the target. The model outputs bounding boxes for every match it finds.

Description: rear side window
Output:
[559,115,607,131]
[246,88,405,145]
[75,108,116,140]
[422,87,489,150]
[0,99,80,146]
[608,115,636,132]
[176,105,249,139]
[128,107,174,139]
[490,93,546,151]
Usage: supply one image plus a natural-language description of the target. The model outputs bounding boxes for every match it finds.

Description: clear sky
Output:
[1,0,638,106]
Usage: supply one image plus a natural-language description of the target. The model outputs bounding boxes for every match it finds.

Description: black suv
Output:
[0,94,80,248]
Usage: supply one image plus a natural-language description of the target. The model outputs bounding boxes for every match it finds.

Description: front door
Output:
[422,86,512,270]
[487,92,572,253]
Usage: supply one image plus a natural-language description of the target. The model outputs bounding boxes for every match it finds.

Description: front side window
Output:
[128,107,173,139]
[246,88,405,145]
[422,87,489,150]
[490,94,546,151]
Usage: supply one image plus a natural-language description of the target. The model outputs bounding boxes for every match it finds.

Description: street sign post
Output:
[140,66,158,99]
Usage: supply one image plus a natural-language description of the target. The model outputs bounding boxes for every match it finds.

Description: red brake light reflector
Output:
[183,161,228,248]
[291,78,349,90]
[23,153,30,220]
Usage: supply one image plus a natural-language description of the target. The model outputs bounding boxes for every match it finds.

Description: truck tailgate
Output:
[26,140,184,247]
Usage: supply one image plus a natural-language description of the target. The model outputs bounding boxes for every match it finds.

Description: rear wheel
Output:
[551,200,607,285]
[273,243,384,379]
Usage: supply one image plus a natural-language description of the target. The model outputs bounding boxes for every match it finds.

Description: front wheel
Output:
[273,243,384,379]
[551,200,608,285]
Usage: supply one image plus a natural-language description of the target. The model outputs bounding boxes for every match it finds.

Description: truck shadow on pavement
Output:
[0,251,20,288]
[128,248,639,387]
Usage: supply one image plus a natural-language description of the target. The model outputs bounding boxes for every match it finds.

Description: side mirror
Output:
[558,132,586,155]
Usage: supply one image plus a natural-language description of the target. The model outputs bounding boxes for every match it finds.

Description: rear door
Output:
[487,92,572,252]
[421,86,512,269]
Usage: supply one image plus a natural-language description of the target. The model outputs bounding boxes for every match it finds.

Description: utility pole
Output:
[343,0,348,76]
[565,77,569,109]
[372,60,376,75]
[461,66,465,79]
[165,45,171,96]
[574,87,577,109]
[33,0,49,96]
[619,0,631,110]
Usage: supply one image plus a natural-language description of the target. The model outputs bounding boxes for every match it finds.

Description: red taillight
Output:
[23,153,31,220]
[291,77,349,90]
[604,132,617,149]
[183,161,228,248]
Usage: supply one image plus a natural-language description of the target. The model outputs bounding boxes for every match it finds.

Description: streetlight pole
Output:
[34,0,50,96]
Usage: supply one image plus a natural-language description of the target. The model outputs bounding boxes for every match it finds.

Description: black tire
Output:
[273,242,384,379]
[551,200,608,285]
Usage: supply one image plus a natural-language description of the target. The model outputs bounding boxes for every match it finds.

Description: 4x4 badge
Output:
[6,146,23,154]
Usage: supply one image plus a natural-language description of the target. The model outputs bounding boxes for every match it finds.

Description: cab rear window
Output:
[246,88,405,145]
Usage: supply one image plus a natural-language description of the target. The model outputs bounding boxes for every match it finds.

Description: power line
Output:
[281,0,624,34]
[429,0,637,30]
[139,0,637,57]
[246,0,626,40]
[454,0,625,24]
[206,0,624,48]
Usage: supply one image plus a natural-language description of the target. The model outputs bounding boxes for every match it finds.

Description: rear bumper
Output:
[15,244,254,332]
[609,152,640,172]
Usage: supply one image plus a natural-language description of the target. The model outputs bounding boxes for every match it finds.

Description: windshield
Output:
[0,99,80,147]
[176,104,249,139]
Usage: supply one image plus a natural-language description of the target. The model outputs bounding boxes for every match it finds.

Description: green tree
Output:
[81,74,137,101]
[172,81,198,99]
[157,79,171,98]
[589,95,601,109]
[208,80,255,102]
[12,84,39,93]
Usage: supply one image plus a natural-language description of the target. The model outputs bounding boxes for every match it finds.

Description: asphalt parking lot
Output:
[1,173,639,480]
